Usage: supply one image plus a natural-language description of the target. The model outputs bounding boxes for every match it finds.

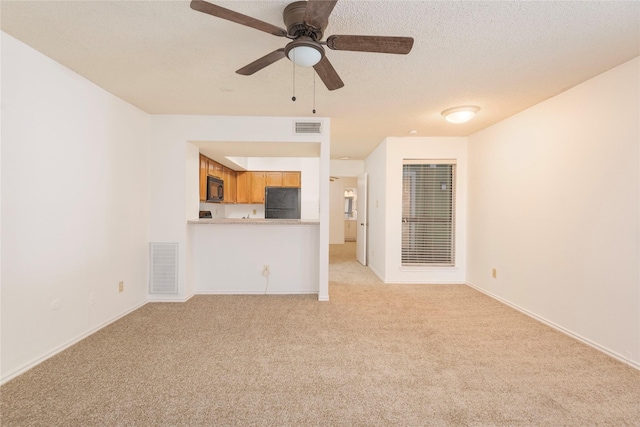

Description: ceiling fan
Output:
[190,0,414,91]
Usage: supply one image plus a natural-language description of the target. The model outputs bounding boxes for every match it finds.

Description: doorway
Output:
[329,176,358,246]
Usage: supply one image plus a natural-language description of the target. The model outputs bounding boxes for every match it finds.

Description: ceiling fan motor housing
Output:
[284,1,325,40]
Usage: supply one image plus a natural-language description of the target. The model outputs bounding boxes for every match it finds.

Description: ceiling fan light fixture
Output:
[289,46,322,67]
[285,38,324,67]
[441,105,480,124]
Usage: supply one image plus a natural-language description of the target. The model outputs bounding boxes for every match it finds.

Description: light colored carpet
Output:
[1,243,639,426]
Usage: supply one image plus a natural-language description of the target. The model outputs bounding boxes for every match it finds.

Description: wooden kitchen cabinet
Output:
[236,172,251,203]
[236,171,271,204]
[250,172,266,204]
[224,166,237,204]
[207,159,223,179]
[265,172,283,187]
[199,154,207,202]
[265,171,300,188]
[206,163,300,205]
[283,172,301,188]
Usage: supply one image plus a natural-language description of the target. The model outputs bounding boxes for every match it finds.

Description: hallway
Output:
[329,242,382,286]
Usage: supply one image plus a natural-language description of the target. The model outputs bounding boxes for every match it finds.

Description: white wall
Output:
[467,57,640,366]
[364,137,468,283]
[364,140,388,278]
[1,33,150,382]
[330,159,365,177]
[191,223,319,294]
[301,158,321,220]
[223,204,265,219]
[329,179,345,244]
[148,116,330,301]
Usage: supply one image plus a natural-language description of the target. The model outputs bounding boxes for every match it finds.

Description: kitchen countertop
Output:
[188,218,320,225]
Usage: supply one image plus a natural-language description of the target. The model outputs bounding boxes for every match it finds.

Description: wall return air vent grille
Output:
[149,242,178,294]
[294,121,323,135]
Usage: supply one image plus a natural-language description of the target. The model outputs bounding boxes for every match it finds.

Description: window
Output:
[402,160,456,266]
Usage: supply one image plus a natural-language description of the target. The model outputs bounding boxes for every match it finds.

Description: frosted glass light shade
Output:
[441,105,480,124]
[288,45,322,67]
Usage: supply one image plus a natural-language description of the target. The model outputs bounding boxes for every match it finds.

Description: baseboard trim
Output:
[1,300,148,385]
[385,280,465,285]
[368,264,385,282]
[195,290,318,296]
[465,281,640,371]
[147,293,195,303]
[366,264,463,285]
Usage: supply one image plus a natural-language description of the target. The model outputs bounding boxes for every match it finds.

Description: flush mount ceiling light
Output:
[441,105,480,124]
[284,37,324,67]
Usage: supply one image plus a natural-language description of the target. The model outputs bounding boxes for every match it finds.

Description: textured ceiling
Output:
[2,0,639,159]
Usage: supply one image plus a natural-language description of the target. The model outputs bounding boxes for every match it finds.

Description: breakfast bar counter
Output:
[188,218,320,295]
[188,218,319,225]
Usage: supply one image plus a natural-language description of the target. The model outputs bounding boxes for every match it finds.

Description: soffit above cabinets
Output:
[192,141,320,170]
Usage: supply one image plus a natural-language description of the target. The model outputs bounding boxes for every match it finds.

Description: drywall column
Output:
[318,120,331,300]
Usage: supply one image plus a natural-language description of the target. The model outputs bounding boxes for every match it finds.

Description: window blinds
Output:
[402,161,456,266]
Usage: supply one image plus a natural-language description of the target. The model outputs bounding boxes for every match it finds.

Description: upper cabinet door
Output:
[265,172,283,187]
[229,170,237,204]
[223,167,237,204]
[283,172,301,188]
[236,172,251,204]
[207,159,223,178]
[250,172,266,204]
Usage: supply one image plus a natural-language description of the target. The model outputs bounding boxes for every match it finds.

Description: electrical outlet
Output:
[262,265,270,276]
[119,281,124,293]
[89,292,96,306]
[492,268,497,279]
[253,209,257,215]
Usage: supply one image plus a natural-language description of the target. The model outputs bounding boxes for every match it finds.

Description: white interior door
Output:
[356,173,367,265]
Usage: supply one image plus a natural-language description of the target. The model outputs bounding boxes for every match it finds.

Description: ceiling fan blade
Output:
[236,49,286,75]
[313,56,344,91]
[190,0,287,37]
[326,35,414,54]
[303,0,338,30]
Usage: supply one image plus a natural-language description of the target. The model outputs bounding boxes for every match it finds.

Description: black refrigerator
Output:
[265,187,301,219]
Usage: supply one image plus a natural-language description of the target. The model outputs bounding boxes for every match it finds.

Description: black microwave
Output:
[206,176,224,203]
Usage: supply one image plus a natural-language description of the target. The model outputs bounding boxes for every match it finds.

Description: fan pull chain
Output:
[291,54,296,102]
[312,72,316,114]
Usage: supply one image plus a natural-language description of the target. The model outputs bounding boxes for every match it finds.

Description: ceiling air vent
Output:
[149,242,178,294]
[294,121,323,135]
